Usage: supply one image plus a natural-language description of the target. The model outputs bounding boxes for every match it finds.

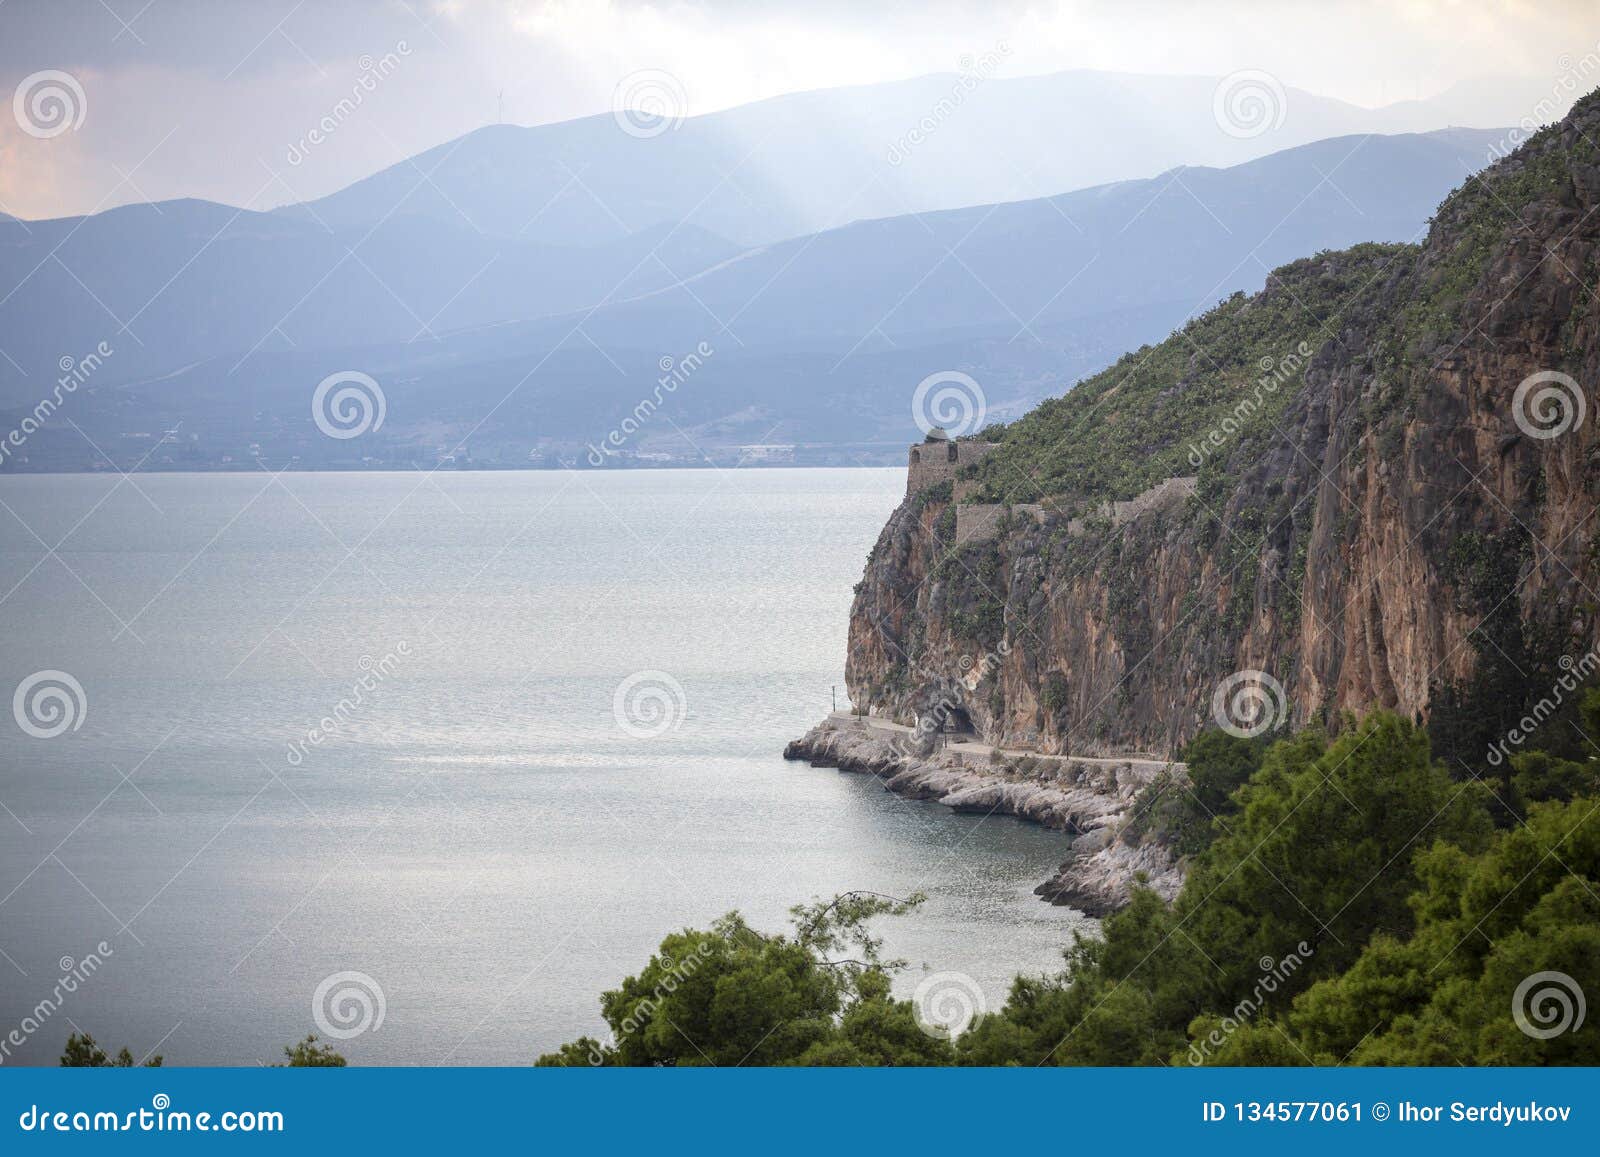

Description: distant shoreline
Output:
[0,461,908,478]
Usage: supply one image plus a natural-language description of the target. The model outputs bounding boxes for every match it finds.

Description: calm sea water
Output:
[0,469,1087,1065]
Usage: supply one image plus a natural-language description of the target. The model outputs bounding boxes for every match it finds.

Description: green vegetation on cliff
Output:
[969,90,1600,513]
[853,86,1600,764]
[971,244,1402,507]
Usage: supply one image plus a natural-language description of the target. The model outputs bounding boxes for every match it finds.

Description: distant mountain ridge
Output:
[0,201,741,403]
[0,65,1544,469]
[560,128,1508,352]
[0,125,1508,470]
[272,68,1523,249]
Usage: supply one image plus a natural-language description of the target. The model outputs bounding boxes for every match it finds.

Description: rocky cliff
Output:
[846,92,1600,764]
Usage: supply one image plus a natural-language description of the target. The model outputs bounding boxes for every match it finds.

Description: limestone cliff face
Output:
[848,98,1600,759]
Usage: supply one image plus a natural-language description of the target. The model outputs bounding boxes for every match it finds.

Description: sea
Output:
[0,468,1089,1065]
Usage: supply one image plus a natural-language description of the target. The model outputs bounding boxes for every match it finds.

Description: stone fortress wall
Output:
[904,439,1196,547]
[1066,475,1199,534]
[905,439,999,497]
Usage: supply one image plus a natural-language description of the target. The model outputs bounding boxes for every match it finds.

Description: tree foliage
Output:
[59,1032,162,1067]
[546,703,1599,1068]
[278,1034,348,1067]
[536,892,955,1067]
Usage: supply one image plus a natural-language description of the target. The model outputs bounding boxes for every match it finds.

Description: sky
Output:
[1,0,1598,221]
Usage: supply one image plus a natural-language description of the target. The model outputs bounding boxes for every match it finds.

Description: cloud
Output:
[2,0,1598,219]
[0,80,98,220]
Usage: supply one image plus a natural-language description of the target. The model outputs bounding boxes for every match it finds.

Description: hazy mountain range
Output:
[278,69,1527,246]
[0,68,1520,469]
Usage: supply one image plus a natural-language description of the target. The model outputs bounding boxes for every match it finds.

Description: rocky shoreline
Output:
[783,716,1185,916]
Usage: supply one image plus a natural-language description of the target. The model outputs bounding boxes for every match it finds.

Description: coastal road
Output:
[824,712,1174,773]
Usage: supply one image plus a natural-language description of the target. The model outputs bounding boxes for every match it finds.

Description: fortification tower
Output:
[906,431,998,497]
